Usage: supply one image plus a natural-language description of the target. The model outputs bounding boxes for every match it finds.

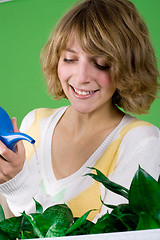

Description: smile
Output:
[70,85,99,96]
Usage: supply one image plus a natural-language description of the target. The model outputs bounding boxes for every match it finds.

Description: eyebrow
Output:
[65,48,77,53]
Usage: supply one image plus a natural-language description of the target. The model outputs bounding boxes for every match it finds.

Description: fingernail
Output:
[12,117,17,124]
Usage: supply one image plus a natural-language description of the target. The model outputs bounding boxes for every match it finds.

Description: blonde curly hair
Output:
[40,0,159,114]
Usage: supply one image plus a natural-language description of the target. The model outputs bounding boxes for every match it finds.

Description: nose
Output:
[75,60,91,84]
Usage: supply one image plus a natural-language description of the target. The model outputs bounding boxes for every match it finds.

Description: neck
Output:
[65,103,124,137]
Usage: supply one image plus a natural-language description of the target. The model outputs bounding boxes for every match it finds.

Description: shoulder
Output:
[20,107,59,132]
[20,106,69,132]
[118,115,160,161]
[112,116,160,182]
[119,116,160,162]
[120,115,160,141]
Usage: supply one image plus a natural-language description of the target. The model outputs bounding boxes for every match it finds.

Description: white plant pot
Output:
[24,229,160,240]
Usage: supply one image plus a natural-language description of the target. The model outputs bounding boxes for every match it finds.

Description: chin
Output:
[73,104,95,114]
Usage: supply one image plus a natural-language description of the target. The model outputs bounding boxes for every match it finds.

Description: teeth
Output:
[73,87,94,95]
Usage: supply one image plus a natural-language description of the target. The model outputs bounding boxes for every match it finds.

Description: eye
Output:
[94,63,110,71]
[63,58,75,63]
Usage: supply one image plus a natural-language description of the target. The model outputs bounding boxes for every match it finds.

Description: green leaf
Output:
[33,198,43,214]
[136,212,160,230]
[153,209,160,227]
[90,212,118,234]
[0,230,10,240]
[21,213,44,238]
[100,196,138,230]
[100,196,117,210]
[19,214,36,239]
[30,213,49,236]
[90,203,139,234]
[44,204,73,237]
[30,204,73,237]
[45,225,67,237]
[0,205,5,222]
[66,209,95,235]
[19,231,28,239]
[68,218,94,235]
[111,204,136,215]
[86,167,129,200]
[129,166,160,214]
[19,230,35,239]
[0,216,22,238]
[111,206,139,231]
[158,175,160,184]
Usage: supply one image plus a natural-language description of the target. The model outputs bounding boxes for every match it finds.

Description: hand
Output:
[0,117,25,184]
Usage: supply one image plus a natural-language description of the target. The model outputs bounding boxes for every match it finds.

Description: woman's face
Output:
[58,37,116,114]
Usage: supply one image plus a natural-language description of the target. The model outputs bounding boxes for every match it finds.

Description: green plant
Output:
[0,166,159,239]
[87,166,160,234]
[0,201,94,239]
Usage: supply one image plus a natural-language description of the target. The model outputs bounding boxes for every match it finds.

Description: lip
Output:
[70,85,99,99]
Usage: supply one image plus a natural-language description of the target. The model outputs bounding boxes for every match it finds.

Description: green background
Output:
[0,0,160,128]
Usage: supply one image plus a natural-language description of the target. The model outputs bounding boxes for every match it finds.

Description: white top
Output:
[0,106,159,222]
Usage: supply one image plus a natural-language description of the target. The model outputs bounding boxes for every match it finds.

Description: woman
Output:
[0,0,159,222]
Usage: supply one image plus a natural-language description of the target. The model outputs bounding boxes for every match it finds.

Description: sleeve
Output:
[0,110,55,216]
[94,125,160,222]
[0,161,55,216]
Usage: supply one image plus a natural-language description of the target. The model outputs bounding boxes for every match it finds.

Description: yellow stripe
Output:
[23,108,57,162]
[67,119,151,221]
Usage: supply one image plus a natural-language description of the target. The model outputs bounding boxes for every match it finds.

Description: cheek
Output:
[98,73,113,88]
[57,62,72,86]
[57,62,64,82]
[58,62,75,89]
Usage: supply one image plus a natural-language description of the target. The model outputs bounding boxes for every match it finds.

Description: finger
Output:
[0,154,7,161]
[14,139,26,157]
[11,118,25,156]
[0,140,15,163]
[0,144,24,183]
[0,160,14,183]
[11,117,19,132]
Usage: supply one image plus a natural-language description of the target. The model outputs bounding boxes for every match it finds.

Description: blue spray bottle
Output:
[0,106,35,151]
